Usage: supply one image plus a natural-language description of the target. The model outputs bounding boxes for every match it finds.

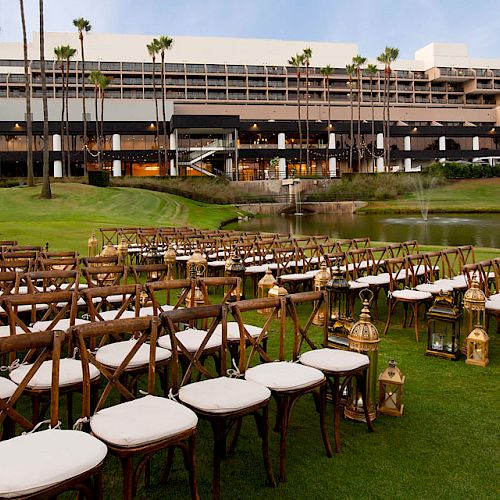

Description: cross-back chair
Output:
[81,284,142,321]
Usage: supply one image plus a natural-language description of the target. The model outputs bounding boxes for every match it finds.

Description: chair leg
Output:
[413,304,420,342]
[278,395,291,482]
[260,405,276,488]
[383,300,396,336]
[332,375,342,453]
[210,418,225,500]
[120,457,134,500]
[318,383,333,458]
[181,434,200,500]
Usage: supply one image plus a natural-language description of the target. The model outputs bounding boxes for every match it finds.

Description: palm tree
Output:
[157,36,173,173]
[98,74,112,171]
[64,46,76,176]
[377,47,399,169]
[352,55,367,173]
[19,0,33,186]
[54,45,67,176]
[88,70,102,169]
[302,47,312,174]
[346,63,356,172]
[73,17,91,181]
[365,63,378,172]
[39,0,51,199]
[320,65,333,176]
[147,39,161,168]
[288,53,305,173]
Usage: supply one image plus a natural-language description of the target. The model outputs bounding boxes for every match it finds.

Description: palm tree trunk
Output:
[348,76,353,172]
[39,0,51,198]
[152,56,161,169]
[387,68,392,169]
[20,0,34,186]
[65,59,71,176]
[100,88,105,170]
[325,80,330,177]
[383,70,388,169]
[94,86,101,170]
[297,74,303,174]
[161,51,168,174]
[305,64,310,174]
[357,69,362,173]
[370,75,375,173]
[59,62,66,177]
[80,34,88,181]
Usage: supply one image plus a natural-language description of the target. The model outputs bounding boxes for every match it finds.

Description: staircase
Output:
[178,139,226,176]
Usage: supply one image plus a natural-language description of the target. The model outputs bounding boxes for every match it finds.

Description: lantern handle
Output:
[359,288,374,305]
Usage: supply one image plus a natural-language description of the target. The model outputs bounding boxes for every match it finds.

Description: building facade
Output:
[1,33,499,179]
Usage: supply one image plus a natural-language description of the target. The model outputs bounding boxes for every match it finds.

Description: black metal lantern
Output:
[325,261,354,349]
[225,250,246,300]
[426,290,462,360]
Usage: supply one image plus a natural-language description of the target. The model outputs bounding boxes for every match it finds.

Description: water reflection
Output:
[228,213,500,248]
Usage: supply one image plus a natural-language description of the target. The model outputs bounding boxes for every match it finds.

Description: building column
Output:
[169,132,177,176]
[52,134,62,178]
[225,157,233,179]
[403,135,412,172]
[439,135,446,164]
[112,134,121,177]
[278,132,286,179]
[328,132,337,177]
[376,133,384,172]
[472,136,480,161]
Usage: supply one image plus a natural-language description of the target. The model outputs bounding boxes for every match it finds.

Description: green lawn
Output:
[1,182,498,499]
[0,184,244,254]
[359,178,500,213]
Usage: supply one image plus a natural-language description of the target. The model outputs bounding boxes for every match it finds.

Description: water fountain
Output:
[412,175,438,222]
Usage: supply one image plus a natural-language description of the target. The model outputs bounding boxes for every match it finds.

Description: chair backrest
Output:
[129,263,171,283]
[145,278,193,313]
[441,248,462,278]
[0,271,17,297]
[83,265,127,287]
[0,330,63,438]
[384,257,410,291]
[36,257,80,272]
[352,237,371,249]
[272,247,298,277]
[457,245,475,267]
[367,246,388,275]
[197,276,241,305]
[80,284,142,320]
[387,242,405,258]
[422,251,444,282]
[403,240,419,255]
[0,257,35,274]
[23,270,80,293]
[345,248,369,280]
[161,305,227,391]
[81,255,119,267]
[73,317,160,415]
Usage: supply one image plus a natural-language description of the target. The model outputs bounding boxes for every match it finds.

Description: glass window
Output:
[207,64,225,73]
[186,64,205,73]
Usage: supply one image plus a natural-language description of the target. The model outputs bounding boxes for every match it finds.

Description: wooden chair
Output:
[485,258,500,334]
[230,292,331,481]
[0,330,107,498]
[80,284,142,321]
[161,305,276,499]
[73,317,197,499]
[83,264,127,289]
[36,256,80,272]
[23,269,80,293]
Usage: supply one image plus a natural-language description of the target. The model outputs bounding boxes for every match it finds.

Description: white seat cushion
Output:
[391,289,432,301]
[451,275,468,289]
[487,293,500,302]
[415,283,453,294]
[213,322,262,341]
[280,273,311,282]
[245,361,324,392]
[90,395,197,448]
[245,265,267,274]
[95,339,171,369]
[10,358,99,389]
[432,278,461,290]
[207,260,226,267]
[349,280,369,290]
[30,318,90,333]
[0,429,106,498]
[138,304,175,317]
[357,274,390,285]
[304,269,321,278]
[486,300,500,312]
[0,325,27,338]
[0,377,17,399]
[179,376,270,414]
[98,309,137,320]
[158,328,222,352]
[300,348,369,372]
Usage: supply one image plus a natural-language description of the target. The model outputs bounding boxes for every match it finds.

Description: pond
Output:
[225,213,500,248]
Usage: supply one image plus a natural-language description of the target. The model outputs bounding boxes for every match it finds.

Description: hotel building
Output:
[0,33,499,179]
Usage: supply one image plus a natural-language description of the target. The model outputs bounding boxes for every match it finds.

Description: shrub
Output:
[425,161,500,179]
[88,170,110,187]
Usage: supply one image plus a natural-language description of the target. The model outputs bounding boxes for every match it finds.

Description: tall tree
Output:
[302,47,312,174]
[346,63,356,172]
[54,45,67,176]
[157,35,173,173]
[73,17,91,181]
[147,40,162,169]
[19,0,33,186]
[39,0,51,199]
[365,63,378,172]
[88,70,102,170]
[288,53,305,174]
[352,55,367,173]
[64,46,76,176]
[377,46,399,169]
[99,74,112,172]
[320,65,333,176]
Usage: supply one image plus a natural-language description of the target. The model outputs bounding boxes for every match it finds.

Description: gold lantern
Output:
[345,289,380,423]
[426,290,462,360]
[225,250,246,301]
[87,231,98,257]
[463,276,487,333]
[378,359,405,416]
[117,235,129,264]
[97,243,119,285]
[257,267,276,314]
[465,325,489,367]
[186,248,207,278]
[313,262,331,326]
[268,280,288,318]
[185,268,206,309]
[224,251,234,272]
[163,244,177,280]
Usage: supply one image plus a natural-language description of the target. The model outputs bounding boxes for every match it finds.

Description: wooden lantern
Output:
[87,231,98,257]
[117,235,129,264]
[225,250,246,300]
[463,276,486,333]
[465,325,489,367]
[268,280,288,318]
[163,244,177,280]
[187,248,207,278]
[378,359,405,416]
[257,267,276,314]
[426,290,462,360]
[312,262,331,326]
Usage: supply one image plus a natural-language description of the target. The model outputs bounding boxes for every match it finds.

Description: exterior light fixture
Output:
[378,359,405,416]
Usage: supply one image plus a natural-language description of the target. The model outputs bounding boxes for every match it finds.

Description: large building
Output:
[1,32,499,179]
